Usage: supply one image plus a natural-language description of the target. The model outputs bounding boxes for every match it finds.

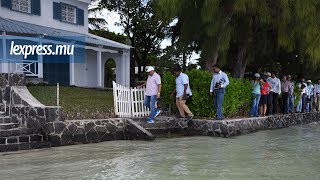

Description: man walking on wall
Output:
[210,64,229,120]
[138,66,161,123]
[171,66,194,120]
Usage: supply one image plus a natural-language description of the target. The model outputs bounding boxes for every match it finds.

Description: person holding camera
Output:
[171,66,194,120]
[210,64,230,120]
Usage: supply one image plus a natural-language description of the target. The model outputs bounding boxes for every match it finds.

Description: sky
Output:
[89,4,199,65]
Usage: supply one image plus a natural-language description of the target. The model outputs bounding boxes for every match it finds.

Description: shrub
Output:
[161,69,252,117]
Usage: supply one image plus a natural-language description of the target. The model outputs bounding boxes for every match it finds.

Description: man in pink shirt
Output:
[138,67,162,123]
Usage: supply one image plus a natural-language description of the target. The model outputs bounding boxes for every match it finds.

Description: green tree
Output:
[156,0,320,78]
[94,0,167,79]
[89,29,129,45]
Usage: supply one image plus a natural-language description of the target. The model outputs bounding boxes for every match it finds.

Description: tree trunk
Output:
[233,43,248,78]
[182,52,186,71]
[205,50,219,70]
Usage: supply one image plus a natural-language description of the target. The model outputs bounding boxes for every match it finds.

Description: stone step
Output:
[0,142,51,152]
[0,117,12,124]
[0,123,19,130]
[0,128,31,137]
[0,134,43,145]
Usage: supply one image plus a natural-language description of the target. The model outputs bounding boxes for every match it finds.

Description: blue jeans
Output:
[250,93,261,117]
[296,94,307,113]
[144,95,157,120]
[214,88,225,120]
[288,95,294,113]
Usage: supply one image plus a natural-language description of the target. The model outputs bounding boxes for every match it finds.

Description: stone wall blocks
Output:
[86,129,99,143]
[36,108,45,117]
[44,123,54,134]
[26,118,41,134]
[73,128,86,143]
[12,93,22,105]
[54,122,67,135]
[105,122,117,133]
[68,124,78,134]
[49,134,62,147]
[84,122,95,133]
[61,129,73,145]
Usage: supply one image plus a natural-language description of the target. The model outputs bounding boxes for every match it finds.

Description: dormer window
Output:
[53,2,84,26]
[12,0,31,13]
[61,4,76,24]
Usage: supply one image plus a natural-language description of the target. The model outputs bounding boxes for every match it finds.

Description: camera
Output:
[215,80,222,89]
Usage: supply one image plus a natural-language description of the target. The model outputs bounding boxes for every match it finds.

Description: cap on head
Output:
[254,73,260,78]
[146,66,155,72]
[307,80,312,83]
[264,72,271,76]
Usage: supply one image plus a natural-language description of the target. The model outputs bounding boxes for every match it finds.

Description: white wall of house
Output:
[73,49,130,88]
[0,0,89,34]
[73,49,97,88]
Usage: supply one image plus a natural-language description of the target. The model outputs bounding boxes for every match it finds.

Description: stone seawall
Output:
[47,119,154,147]
[136,112,320,138]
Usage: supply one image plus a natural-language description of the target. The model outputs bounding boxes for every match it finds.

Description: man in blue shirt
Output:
[210,64,229,120]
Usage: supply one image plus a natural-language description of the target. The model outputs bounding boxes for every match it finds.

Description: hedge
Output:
[161,69,252,117]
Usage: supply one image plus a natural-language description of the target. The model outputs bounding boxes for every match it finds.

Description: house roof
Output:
[0,17,131,50]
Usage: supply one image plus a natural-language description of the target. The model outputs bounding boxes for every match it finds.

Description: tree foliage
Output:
[95,0,168,79]
[155,0,320,78]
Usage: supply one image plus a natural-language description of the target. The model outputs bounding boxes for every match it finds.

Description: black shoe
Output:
[186,115,194,120]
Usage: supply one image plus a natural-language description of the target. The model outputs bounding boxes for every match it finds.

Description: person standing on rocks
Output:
[266,71,281,115]
[314,79,320,112]
[210,64,229,120]
[287,75,295,113]
[171,66,194,120]
[138,66,162,123]
[250,73,261,117]
[306,80,314,112]
[281,75,290,114]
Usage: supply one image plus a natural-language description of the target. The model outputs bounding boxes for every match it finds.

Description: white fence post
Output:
[113,81,149,118]
[57,83,59,107]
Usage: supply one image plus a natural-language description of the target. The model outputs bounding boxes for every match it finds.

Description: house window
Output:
[12,0,31,13]
[61,4,76,24]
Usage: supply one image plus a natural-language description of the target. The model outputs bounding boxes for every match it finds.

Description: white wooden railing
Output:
[15,61,38,77]
[113,81,149,117]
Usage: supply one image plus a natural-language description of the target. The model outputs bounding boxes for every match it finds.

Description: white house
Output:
[0,0,131,87]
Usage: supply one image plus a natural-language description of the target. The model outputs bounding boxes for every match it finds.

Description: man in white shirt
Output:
[306,80,314,112]
[314,79,320,111]
[171,66,193,120]
[210,64,229,120]
[266,71,281,115]
[138,67,161,123]
[296,78,307,113]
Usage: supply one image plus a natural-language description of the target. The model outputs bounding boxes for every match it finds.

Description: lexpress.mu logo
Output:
[10,41,74,59]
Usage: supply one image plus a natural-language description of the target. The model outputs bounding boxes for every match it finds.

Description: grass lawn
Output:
[27,85,114,120]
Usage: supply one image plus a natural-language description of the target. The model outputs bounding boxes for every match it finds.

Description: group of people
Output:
[250,72,320,117]
[140,64,320,124]
[140,64,229,123]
